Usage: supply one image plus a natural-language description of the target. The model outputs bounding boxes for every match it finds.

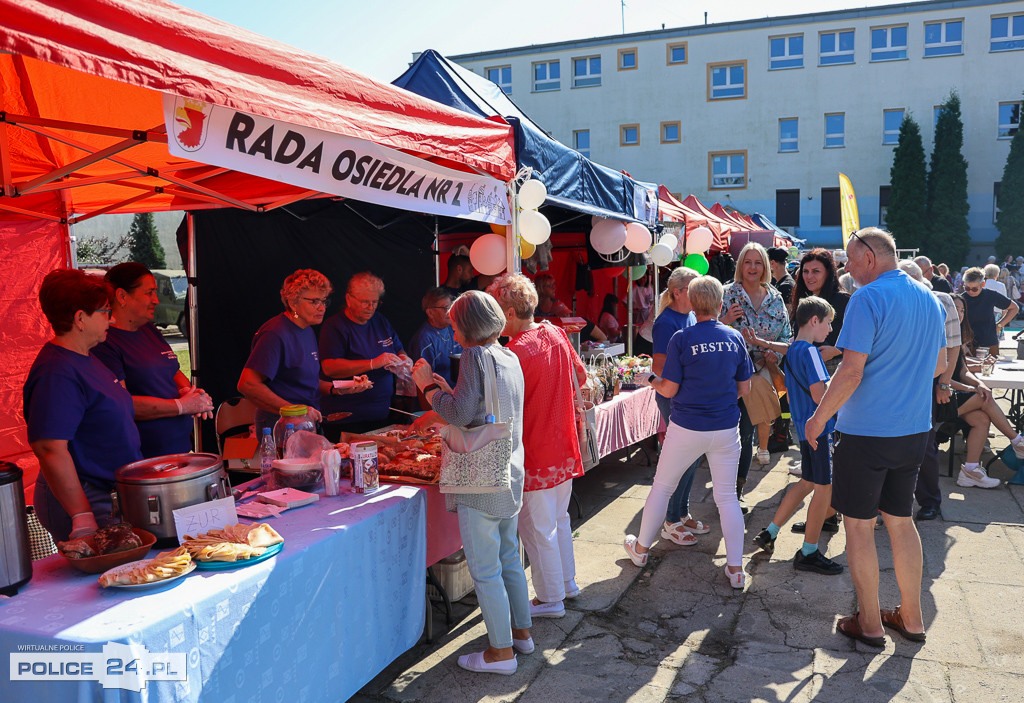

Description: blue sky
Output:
[175,0,899,82]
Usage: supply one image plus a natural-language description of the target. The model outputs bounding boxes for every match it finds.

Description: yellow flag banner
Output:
[838,172,860,248]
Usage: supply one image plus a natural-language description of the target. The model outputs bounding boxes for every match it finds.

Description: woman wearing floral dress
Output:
[720,242,792,508]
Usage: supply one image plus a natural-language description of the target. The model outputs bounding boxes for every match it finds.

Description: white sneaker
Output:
[563,579,581,598]
[789,464,802,476]
[756,449,771,466]
[529,600,565,619]
[956,465,1000,489]
[512,637,534,654]
[457,651,517,675]
[623,535,648,567]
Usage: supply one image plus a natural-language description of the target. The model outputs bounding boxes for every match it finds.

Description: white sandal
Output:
[724,566,746,590]
[682,515,711,535]
[660,522,697,546]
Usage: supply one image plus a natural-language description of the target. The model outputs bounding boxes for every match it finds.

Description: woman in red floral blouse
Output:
[488,273,588,619]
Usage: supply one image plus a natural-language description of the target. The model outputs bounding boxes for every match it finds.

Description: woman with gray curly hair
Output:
[238,269,368,435]
[411,290,531,675]
[487,272,587,620]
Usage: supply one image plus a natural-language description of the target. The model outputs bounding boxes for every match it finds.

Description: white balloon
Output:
[688,226,713,254]
[650,243,674,267]
[518,179,547,210]
[658,233,678,250]
[591,219,628,255]
[624,222,653,254]
[469,233,509,276]
[519,209,552,245]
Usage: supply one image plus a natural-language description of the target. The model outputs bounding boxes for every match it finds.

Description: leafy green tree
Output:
[995,97,1024,258]
[885,115,928,250]
[926,91,970,268]
[127,212,166,269]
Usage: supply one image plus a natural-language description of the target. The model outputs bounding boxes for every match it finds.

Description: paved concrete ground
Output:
[355,408,1024,702]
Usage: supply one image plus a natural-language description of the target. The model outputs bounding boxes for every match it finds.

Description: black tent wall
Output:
[191,199,441,449]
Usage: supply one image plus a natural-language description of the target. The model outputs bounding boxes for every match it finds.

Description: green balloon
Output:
[623,265,646,280]
[684,253,709,275]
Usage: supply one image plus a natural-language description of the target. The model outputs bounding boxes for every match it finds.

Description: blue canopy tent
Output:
[394,50,657,225]
[751,212,805,246]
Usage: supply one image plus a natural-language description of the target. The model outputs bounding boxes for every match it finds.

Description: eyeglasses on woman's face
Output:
[347,292,381,309]
[302,296,331,308]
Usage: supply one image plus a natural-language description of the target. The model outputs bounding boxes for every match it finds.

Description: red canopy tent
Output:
[657,186,730,254]
[0,0,518,494]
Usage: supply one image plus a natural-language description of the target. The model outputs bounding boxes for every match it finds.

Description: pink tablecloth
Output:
[422,483,462,567]
[593,386,660,458]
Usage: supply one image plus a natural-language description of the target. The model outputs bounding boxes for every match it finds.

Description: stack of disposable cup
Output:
[322,448,341,496]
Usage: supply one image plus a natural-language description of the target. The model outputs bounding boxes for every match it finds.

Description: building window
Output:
[486,66,512,94]
[620,124,639,146]
[999,101,1021,138]
[573,56,602,87]
[924,19,963,57]
[709,151,747,189]
[574,130,590,158]
[661,121,681,143]
[820,29,855,65]
[708,61,746,100]
[821,187,841,226]
[776,189,800,228]
[770,34,804,69]
[618,48,638,70]
[883,109,904,145]
[825,113,845,148]
[871,25,908,61]
[533,60,560,92]
[991,13,1024,51]
[666,42,687,65]
[994,182,1001,224]
[879,185,891,225]
[779,118,798,152]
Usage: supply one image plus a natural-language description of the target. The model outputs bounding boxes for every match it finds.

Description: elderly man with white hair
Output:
[899,260,961,520]
[913,255,952,294]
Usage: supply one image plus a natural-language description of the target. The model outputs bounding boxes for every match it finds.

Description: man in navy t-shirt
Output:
[320,272,408,436]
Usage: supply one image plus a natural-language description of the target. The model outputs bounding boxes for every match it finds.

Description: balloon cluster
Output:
[590,217,652,256]
[679,226,714,274]
[469,178,551,276]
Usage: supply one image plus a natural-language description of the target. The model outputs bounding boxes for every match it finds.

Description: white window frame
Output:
[573,129,591,158]
[572,56,602,88]
[620,124,639,147]
[991,13,1024,52]
[870,24,909,62]
[707,61,746,101]
[486,65,511,94]
[709,151,747,189]
[660,121,681,144]
[779,118,798,152]
[883,109,904,145]
[769,34,804,70]
[825,113,845,148]
[819,29,855,65]
[999,101,1021,139]
[666,42,687,65]
[924,19,964,57]
[532,60,560,92]
[618,48,638,71]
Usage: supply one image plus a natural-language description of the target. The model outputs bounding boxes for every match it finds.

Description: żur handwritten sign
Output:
[172,497,237,544]
[163,95,510,225]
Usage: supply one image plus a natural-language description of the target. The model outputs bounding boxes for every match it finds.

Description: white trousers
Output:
[638,421,745,567]
[518,480,576,602]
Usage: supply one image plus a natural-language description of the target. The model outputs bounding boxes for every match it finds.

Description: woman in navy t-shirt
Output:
[24,269,142,543]
[93,263,213,457]
[623,276,754,590]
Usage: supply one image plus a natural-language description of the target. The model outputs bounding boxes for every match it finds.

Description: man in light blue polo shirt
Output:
[806,228,946,648]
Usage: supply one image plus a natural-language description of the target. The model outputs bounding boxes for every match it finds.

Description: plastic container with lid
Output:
[273,405,317,456]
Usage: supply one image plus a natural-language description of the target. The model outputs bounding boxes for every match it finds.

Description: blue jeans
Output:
[656,393,702,523]
[738,399,754,481]
[457,505,532,648]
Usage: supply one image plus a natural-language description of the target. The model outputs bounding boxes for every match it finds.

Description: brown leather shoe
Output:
[880,606,926,642]
[837,612,886,648]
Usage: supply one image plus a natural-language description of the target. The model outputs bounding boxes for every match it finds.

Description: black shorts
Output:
[799,436,833,486]
[831,432,929,519]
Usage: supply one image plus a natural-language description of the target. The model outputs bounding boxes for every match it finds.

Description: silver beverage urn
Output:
[0,462,32,596]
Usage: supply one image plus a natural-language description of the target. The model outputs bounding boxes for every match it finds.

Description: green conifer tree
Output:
[926,91,970,268]
[995,97,1024,259]
[127,212,166,269]
[885,115,928,250]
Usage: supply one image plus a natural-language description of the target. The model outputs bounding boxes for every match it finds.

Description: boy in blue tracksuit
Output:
[744,296,844,575]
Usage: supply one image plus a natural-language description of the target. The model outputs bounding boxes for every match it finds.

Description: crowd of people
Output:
[22,227,1023,673]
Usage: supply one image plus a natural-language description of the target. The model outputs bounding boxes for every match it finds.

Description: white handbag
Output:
[439,355,513,494]
[572,368,600,471]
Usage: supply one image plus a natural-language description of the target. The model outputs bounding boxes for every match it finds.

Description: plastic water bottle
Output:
[281,423,296,457]
[259,428,275,486]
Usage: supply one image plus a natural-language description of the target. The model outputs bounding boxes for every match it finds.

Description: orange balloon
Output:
[489,222,508,236]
